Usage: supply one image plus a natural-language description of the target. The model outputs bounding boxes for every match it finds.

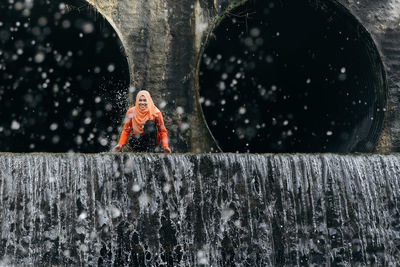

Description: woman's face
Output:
[138,95,148,110]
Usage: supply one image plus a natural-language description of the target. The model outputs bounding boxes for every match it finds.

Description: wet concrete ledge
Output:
[0,153,399,265]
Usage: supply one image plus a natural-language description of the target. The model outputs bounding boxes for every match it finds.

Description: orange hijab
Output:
[131,90,161,135]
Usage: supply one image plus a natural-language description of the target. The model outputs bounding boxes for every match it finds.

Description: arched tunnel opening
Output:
[0,0,130,152]
[199,0,387,153]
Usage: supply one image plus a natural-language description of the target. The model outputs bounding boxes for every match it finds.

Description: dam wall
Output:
[0,153,399,265]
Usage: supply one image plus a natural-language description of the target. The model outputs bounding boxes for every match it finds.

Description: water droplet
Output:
[110,206,121,218]
[11,120,20,130]
[176,106,184,115]
[132,183,141,192]
[78,212,87,220]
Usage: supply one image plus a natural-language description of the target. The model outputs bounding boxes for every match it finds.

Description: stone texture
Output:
[337,0,400,152]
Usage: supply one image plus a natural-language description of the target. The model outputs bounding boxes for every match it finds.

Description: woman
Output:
[113,90,172,154]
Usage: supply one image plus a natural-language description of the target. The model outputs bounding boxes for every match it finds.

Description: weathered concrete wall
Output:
[336,0,400,152]
[84,0,400,153]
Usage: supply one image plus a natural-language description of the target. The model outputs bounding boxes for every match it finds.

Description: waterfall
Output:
[0,153,399,265]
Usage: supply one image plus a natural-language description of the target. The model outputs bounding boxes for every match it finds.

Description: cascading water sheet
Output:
[0,153,399,265]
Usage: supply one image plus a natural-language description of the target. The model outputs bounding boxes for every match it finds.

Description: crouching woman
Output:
[113,90,171,154]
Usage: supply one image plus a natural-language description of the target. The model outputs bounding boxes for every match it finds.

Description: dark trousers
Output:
[128,121,157,152]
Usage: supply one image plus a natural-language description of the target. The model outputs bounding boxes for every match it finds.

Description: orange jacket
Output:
[118,107,169,148]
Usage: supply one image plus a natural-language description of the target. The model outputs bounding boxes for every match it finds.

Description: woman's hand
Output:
[163,147,172,154]
[113,144,123,152]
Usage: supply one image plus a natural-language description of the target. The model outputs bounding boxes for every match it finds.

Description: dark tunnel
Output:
[199,0,387,153]
[0,0,130,152]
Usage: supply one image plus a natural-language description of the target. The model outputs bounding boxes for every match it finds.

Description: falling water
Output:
[0,153,399,265]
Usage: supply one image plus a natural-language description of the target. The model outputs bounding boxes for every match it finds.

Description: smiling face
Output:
[138,95,148,111]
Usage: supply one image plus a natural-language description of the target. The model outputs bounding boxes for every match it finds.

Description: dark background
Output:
[0,0,129,152]
[199,0,381,153]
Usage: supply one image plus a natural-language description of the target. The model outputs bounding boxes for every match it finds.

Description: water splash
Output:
[0,153,399,265]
